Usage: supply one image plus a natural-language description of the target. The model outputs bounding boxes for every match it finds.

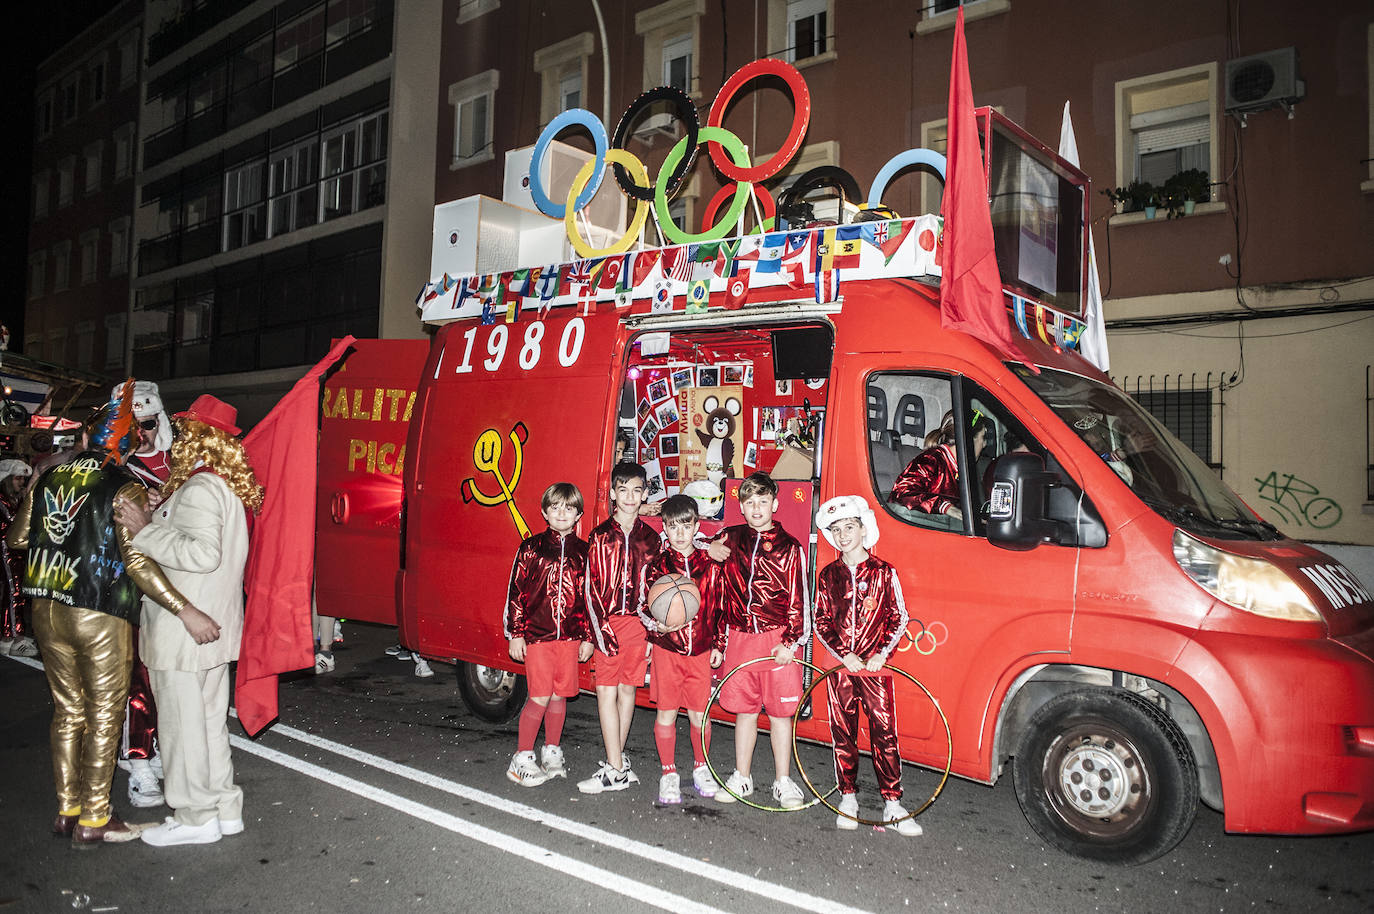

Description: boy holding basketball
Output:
[813,495,921,836]
[579,463,663,794]
[640,495,725,804]
[708,471,809,808]
[504,483,597,787]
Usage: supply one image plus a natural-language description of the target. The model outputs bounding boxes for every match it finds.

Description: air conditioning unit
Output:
[504,140,627,256]
[1224,47,1305,116]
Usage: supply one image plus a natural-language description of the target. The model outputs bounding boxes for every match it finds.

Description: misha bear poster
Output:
[679,386,744,488]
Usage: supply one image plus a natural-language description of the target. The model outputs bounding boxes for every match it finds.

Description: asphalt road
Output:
[3,621,1372,914]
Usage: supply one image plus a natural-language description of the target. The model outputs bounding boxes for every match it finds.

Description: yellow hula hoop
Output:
[565,149,651,258]
[791,663,953,829]
[700,655,836,813]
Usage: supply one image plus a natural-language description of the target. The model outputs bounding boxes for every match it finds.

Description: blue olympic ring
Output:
[867,149,948,209]
[529,109,609,218]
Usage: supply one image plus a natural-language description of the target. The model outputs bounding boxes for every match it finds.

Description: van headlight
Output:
[1172,529,1321,622]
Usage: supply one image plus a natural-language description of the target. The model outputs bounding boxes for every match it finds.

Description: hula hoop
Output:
[610,86,699,201]
[792,663,953,829]
[705,58,811,183]
[700,655,836,812]
[529,109,608,218]
[565,149,651,257]
[701,182,776,235]
[866,148,947,209]
[654,127,753,245]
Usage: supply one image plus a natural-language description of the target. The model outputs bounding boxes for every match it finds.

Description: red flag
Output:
[938,9,1027,368]
[235,336,356,736]
[630,250,660,287]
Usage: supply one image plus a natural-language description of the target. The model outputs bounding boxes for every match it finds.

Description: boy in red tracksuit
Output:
[579,462,663,794]
[504,483,596,787]
[813,495,921,836]
[639,495,724,804]
[708,472,809,809]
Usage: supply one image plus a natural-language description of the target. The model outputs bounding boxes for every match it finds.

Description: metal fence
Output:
[1113,372,1223,475]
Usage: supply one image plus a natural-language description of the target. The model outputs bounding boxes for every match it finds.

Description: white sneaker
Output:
[540,745,567,779]
[883,799,923,836]
[658,772,682,804]
[140,816,221,846]
[836,792,859,830]
[314,651,335,674]
[149,753,164,780]
[620,752,640,784]
[691,763,717,799]
[219,817,244,836]
[772,775,805,809]
[577,761,632,794]
[127,763,164,808]
[715,770,753,803]
[507,750,549,787]
[413,658,434,678]
[7,636,38,658]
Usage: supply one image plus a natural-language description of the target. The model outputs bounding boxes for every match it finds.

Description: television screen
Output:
[771,326,833,381]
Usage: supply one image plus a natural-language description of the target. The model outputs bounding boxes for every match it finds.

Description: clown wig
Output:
[164,418,265,513]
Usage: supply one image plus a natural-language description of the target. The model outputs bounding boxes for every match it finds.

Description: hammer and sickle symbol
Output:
[461,423,531,539]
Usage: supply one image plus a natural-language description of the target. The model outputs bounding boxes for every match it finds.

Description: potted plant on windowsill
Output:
[1161,168,1210,219]
[1103,180,1159,218]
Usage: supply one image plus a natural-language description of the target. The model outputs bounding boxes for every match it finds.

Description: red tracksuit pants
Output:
[827,671,902,800]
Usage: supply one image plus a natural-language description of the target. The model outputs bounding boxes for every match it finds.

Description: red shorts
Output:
[719,627,802,718]
[594,615,649,687]
[524,639,580,699]
[650,647,713,713]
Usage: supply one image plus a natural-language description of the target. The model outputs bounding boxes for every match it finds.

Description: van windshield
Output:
[1014,367,1280,541]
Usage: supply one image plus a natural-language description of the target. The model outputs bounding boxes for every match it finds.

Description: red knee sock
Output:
[654,722,677,773]
[690,722,709,766]
[543,698,567,746]
[518,701,546,752]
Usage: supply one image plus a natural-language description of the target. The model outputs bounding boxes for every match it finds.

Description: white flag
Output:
[1059,101,1109,373]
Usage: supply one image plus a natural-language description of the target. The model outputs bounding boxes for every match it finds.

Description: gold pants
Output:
[31,598,133,824]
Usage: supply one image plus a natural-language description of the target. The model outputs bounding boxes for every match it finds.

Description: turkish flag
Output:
[235,336,355,736]
[938,9,1029,369]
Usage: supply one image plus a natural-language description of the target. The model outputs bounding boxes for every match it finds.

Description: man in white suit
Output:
[115,395,263,847]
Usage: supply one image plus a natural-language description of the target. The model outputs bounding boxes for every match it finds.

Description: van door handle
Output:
[331,492,349,525]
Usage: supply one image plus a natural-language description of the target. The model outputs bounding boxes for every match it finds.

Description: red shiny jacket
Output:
[585,516,662,653]
[889,443,959,515]
[641,547,725,657]
[717,523,809,648]
[814,555,909,665]
[504,528,594,645]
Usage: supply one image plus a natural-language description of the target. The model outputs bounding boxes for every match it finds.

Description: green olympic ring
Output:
[654,126,753,245]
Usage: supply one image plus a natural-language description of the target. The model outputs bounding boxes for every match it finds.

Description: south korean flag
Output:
[651,279,675,313]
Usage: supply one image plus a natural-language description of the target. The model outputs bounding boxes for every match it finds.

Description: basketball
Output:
[647,573,701,629]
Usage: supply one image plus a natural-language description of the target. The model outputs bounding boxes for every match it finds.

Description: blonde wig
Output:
[164,419,265,513]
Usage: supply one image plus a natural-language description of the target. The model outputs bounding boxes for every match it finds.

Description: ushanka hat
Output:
[115,380,172,452]
[816,494,880,550]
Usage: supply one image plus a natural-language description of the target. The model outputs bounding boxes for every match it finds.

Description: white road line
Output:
[263,720,874,914]
[230,736,728,914]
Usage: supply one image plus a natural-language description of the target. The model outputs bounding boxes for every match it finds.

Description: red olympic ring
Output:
[700,182,776,235]
[705,58,811,183]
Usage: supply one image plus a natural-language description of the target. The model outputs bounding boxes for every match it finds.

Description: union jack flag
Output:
[566,259,595,289]
[871,222,889,244]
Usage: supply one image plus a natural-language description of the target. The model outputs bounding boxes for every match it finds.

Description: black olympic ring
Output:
[777,165,863,227]
[611,86,700,202]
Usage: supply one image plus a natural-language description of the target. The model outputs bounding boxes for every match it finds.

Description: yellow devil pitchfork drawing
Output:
[461,422,531,538]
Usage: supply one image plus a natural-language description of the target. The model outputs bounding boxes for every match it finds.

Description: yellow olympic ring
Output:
[565,149,652,258]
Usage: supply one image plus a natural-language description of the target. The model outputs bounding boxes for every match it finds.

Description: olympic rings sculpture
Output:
[526,58,950,239]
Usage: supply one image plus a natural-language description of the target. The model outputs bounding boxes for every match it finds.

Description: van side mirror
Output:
[987,452,1060,551]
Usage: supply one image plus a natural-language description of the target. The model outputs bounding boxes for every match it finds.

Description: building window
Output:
[456,0,500,25]
[28,252,46,300]
[1128,387,1215,465]
[80,229,101,285]
[534,33,594,125]
[62,76,80,123]
[118,31,139,89]
[75,322,96,370]
[32,171,50,221]
[37,89,55,138]
[769,140,844,224]
[1115,64,1218,200]
[919,119,947,217]
[179,297,212,345]
[47,328,69,365]
[105,313,127,370]
[449,70,499,168]
[52,242,72,292]
[58,157,75,207]
[231,33,273,94]
[275,5,326,73]
[113,123,135,180]
[109,216,130,276]
[84,140,103,194]
[89,58,107,107]
[916,0,1011,34]
[25,336,42,360]
[269,139,319,237]
[326,0,378,45]
[321,110,388,221]
[785,0,828,63]
[635,0,704,96]
[222,159,268,251]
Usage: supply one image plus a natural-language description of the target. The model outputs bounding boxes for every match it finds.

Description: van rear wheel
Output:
[457,662,527,723]
[1012,689,1198,865]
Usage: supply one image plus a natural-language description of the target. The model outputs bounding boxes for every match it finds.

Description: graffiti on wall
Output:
[1253,471,1343,530]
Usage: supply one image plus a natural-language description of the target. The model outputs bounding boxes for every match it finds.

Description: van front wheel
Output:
[457,662,528,723]
[1013,689,1198,865]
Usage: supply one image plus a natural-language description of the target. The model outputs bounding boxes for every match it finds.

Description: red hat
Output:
[174,395,241,436]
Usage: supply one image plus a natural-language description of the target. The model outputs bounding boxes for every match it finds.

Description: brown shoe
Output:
[52,813,78,837]
[71,816,144,849]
